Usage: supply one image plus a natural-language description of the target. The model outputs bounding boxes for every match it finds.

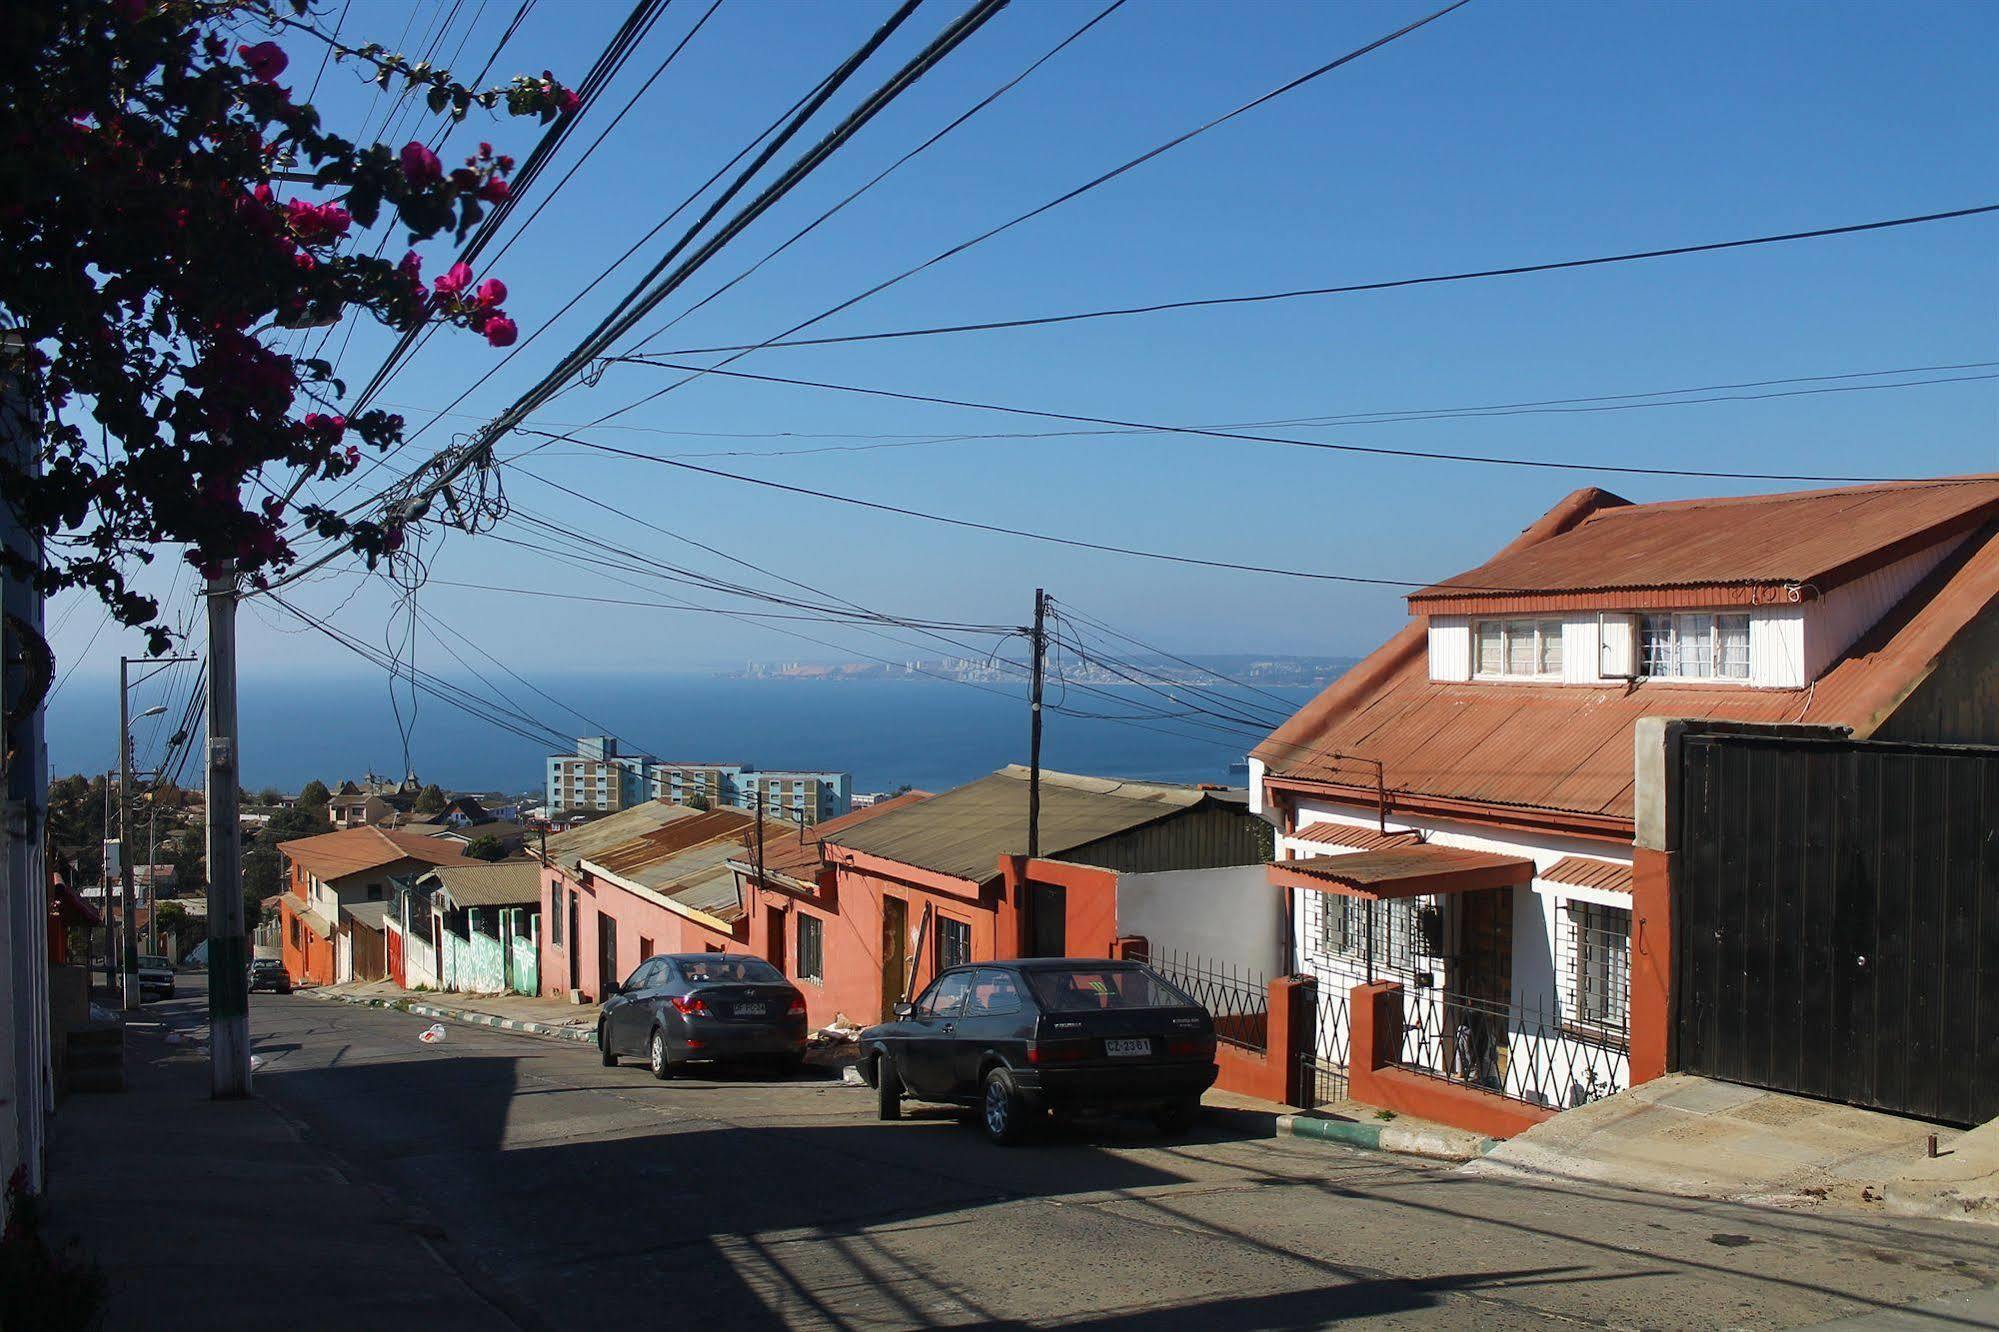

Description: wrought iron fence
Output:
[1149,947,1268,1052]
[1394,982,1628,1109]
[1296,982,1352,1105]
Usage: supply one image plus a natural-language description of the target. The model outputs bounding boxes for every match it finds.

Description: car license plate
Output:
[1104,1038,1152,1058]
[735,1003,767,1017]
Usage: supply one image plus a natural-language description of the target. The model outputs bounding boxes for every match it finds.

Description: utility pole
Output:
[204,566,250,1097]
[119,656,188,1008]
[1027,588,1046,860]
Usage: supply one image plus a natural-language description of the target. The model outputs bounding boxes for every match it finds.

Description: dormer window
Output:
[1474,619,1563,679]
[1640,612,1750,680]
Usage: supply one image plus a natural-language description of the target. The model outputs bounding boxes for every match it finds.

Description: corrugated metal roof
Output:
[1410,476,1999,608]
[751,791,935,881]
[422,861,542,907]
[822,767,1223,886]
[1275,845,1535,899]
[1288,822,1422,852]
[590,809,753,876]
[341,900,389,931]
[279,826,471,881]
[1259,506,1999,827]
[1539,856,1634,893]
[539,800,706,872]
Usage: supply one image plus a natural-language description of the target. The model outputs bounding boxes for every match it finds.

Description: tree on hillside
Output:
[461,835,507,863]
[297,779,331,811]
[167,824,207,895]
[684,793,711,812]
[413,783,447,814]
[45,774,112,884]
[265,803,328,842]
[0,3,575,651]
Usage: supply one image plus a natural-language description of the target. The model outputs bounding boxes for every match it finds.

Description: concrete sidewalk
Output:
[42,1012,512,1330]
[310,978,600,1043]
[1470,1073,1968,1216]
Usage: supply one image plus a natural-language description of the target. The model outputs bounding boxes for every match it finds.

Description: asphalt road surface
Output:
[185,982,1999,1330]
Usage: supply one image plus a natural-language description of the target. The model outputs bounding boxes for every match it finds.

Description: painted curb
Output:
[306,988,599,1045]
[1275,1112,1496,1162]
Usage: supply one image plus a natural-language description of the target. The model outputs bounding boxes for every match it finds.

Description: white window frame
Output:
[1638,611,1751,682]
[1473,618,1565,680]
[1555,896,1630,1036]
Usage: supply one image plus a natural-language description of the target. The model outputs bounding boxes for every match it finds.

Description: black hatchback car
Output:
[598,953,808,1079]
[862,959,1218,1145]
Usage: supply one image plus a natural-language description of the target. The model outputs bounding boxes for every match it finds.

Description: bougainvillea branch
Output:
[0,0,572,651]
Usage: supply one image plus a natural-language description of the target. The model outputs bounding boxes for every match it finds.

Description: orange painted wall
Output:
[1629,846,1674,1085]
[278,896,334,987]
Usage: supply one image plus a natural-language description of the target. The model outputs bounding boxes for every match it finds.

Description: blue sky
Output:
[50,0,1999,699]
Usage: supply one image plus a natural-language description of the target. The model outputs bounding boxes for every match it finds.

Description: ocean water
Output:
[48,672,1319,797]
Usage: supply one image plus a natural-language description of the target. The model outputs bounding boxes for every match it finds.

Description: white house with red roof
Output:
[1251,476,1999,1132]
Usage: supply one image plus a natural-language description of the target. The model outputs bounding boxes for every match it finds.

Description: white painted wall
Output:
[1428,616,1472,682]
[1802,535,1963,680]
[1116,865,1284,981]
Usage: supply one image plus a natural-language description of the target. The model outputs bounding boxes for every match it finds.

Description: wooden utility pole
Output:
[204,566,250,1097]
[1027,588,1046,860]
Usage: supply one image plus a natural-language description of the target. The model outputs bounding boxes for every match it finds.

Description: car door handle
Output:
[940,1023,955,1034]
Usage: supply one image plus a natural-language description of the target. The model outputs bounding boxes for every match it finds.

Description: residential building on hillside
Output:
[816,767,1276,1027]
[543,736,852,824]
[407,861,543,996]
[1252,476,1999,1131]
[277,826,471,986]
[327,788,415,829]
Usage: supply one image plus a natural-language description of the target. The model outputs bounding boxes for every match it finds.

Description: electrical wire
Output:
[646,203,1999,355]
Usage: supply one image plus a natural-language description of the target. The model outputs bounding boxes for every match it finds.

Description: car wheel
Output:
[649,1028,675,1081]
[599,1022,617,1067]
[1153,1096,1201,1137]
[981,1068,1034,1147]
[875,1052,903,1121]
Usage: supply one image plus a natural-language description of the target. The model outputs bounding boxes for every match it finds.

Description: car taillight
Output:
[786,993,806,1016]
[1166,1036,1216,1059]
[671,995,710,1016]
[1027,1038,1091,1064]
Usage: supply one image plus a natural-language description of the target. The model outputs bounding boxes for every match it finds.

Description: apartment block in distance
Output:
[546,738,853,825]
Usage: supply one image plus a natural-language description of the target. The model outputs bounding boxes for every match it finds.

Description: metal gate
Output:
[1675,731,1999,1126]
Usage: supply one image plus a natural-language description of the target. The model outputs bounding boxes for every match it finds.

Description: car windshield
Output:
[140,956,170,969]
[676,956,782,984]
[1024,966,1196,1013]
[252,960,282,971]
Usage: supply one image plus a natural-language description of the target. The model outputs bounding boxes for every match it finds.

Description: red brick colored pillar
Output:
[1346,981,1402,1106]
[1629,846,1673,1084]
[1269,973,1314,1105]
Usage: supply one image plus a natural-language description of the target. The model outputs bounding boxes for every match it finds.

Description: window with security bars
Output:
[936,916,972,973]
[1560,899,1630,1031]
[1314,895,1424,972]
[797,914,824,983]
[1639,612,1750,680]
[1474,619,1564,678]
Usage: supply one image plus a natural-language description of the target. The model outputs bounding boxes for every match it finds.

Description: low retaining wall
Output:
[1347,981,1556,1139]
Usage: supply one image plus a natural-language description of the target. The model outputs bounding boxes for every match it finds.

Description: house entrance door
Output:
[1028,883,1066,957]
[881,896,908,1019]
[1447,887,1514,1089]
[597,912,618,1002]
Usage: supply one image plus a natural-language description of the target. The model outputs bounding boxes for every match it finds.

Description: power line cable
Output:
[594,359,1930,484]
[645,203,1999,354]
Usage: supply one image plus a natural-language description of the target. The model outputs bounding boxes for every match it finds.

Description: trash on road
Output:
[418,1022,448,1043]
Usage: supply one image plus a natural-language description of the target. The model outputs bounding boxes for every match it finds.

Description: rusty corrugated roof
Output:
[1539,856,1634,894]
[1259,501,1999,828]
[751,791,935,881]
[1273,845,1535,900]
[822,767,1226,886]
[1411,476,1999,609]
[539,800,706,872]
[1288,822,1422,852]
[278,826,471,881]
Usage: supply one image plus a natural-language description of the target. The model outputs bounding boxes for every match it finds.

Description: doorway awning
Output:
[1268,844,1535,901]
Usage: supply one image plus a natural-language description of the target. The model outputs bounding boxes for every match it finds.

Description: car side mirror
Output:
[893,1002,914,1018]
[603,981,621,996]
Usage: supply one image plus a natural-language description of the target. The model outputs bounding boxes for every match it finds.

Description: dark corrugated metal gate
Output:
[1675,732,1999,1126]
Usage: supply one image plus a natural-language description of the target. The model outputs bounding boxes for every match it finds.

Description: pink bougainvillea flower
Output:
[397,250,422,278]
[482,315,518,348]
[237,42,288,83]
[473,278,507,308]
[399,141,442,185]
[432,261,474,297]
[477,176,510,203]
[284,199,350,243]
[558,87,582,115]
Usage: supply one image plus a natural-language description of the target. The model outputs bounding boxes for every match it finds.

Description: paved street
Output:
[93,979,1988,1330]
